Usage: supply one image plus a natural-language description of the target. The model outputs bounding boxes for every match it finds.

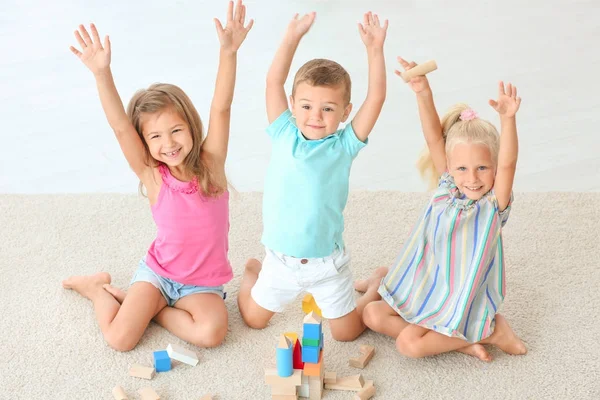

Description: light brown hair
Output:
[292,58,351,105]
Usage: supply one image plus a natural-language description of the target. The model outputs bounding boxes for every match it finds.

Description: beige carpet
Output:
[1,192,599,399]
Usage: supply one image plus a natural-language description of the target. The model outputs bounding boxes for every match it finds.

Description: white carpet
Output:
[1,192,599,399]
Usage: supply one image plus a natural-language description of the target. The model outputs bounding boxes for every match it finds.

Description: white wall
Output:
[2,0,599,193]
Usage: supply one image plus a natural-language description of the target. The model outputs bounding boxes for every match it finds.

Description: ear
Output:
[289,95,295,115]
[341,103,353,122]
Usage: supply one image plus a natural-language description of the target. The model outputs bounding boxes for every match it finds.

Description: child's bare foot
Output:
[487,314,527,355]
[244,258,262,277]
[457,344,492,362]
[62,272,111,300]
[103,284,126,304]
[354,266,388,293]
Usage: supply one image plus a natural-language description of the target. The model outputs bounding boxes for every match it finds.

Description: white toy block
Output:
[112,385,128,400]
[166,343,199,366]
[129,364,155,380]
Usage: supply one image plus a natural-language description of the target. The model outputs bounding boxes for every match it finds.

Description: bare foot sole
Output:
[457,344,492,362]
[489,314,527,355]
[62,272,112,300]
[103,284,127,304]
[354,266,388,293]
[244,258,262,276]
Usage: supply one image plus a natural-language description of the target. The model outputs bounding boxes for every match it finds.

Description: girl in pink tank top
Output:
[62,0,254,352]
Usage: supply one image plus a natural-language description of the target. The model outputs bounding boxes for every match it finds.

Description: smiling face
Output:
[141,106,193,167]
[290,82,352,140]
[447,141,496,200]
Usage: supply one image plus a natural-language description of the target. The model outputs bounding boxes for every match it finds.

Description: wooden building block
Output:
[308,375,323,400]
[271,396,297,400]
[129,364,155,380]
[325,375,372,392]
[400,60,438,82]
[112,385,128,400]
[303,350,323,377]
[349,345,375,369]
[138,387,160,400]
[354,381,376,400]
[265,368,303,386]
[324,371,336,384]
[199,396,212,400]
[166,343,199,366]
[272,383,297,395]
[298,373,310,398]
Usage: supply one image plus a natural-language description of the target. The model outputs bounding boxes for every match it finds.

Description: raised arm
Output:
[266,12,316,123]
[203,0,253,165]
[489,81,521,211]
[70,24,150,179]
[396,57,446,175]
[351,12,388,142]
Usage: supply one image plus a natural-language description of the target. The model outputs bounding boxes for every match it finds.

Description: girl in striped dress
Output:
[358,57,527,361]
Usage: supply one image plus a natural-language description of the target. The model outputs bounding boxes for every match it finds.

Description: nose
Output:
[310,108,322,120]
[469,169,477,182]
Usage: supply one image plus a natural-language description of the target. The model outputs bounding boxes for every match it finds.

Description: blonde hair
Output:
[292,58,351,105]
[126,83,226,197]
[417,103,500,189]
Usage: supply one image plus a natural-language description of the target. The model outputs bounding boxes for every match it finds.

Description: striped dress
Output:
[378,172,512,343]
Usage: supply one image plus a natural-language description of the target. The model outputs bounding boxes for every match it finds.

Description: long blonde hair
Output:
[417,103,500,189]
[126,83,226,197]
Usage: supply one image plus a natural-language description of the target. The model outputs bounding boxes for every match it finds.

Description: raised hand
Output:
[489,81,521,118]
[358,11,388,48]
[70,23,110,75]
[395,57,430,93]
[287,12,316,38]
[215,0,254,52]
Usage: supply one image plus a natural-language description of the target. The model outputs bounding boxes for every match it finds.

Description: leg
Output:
[154,293,228,348]
[63,274,167,351]
[328,267,388,341]
[237,258,276,329]
[480,314,527,355]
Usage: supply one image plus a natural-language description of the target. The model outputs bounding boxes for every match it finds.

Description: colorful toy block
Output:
[302,312,322,340]
[284,332,304,370]
[302,337,320,347]
[153,350,171,372]
[301,344,320,363]
[302,293,322,317]
[303,350,323,377]
[276,335,293,377]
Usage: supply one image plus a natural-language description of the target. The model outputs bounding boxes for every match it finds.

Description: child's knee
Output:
[362,302,379,330]
[241,313,270,330]
[190,319,228,348]
[331,328,360,342]
[105,328,139,352]
[395,334,422,358]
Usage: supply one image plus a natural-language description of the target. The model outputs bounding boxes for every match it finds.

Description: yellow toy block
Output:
[302,294,322,317]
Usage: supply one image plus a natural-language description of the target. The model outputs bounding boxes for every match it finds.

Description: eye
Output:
[150,135,159,140]
[457,167,466,171]
[323,107,334,112]
[302,105,310,110]
[172,128,182,134]
[478,166,488,171]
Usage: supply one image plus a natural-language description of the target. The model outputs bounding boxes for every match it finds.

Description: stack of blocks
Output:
[265,312,325,400]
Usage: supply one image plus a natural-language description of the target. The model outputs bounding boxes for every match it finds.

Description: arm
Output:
[266,12,316,124]
[351,12,388,142]
[203,0,253,164]
[70,24,149,179]
[397,57,446,175]
[489,81,521,211]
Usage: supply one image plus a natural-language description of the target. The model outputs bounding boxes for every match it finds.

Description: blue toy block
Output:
[153,350,171,372]
[301,345,320,363]
[303,322,322,340]
[276,335,293,377]
[319,331,324,350]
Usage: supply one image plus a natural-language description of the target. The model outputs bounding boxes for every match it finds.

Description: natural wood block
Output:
[349,345,375,369]
[138,387,160,400]
[265,368,303,386]
[112,385,128,400]
[129,364,156,380]
[354,381,376,400]
[324,371,336,384]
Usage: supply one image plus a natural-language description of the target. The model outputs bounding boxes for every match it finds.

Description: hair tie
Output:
[459,109,478,121]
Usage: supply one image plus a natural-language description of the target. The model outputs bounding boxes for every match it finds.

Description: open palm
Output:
[215,0,254,52]
[70,24,110,75]
[288,12,316,38]
[489,81,521,117]
[358,12,388,48]
[395,57,430,93]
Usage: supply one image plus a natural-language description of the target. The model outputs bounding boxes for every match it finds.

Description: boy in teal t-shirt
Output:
[238,11,389,341]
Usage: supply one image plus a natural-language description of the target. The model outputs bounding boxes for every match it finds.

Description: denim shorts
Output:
[130,258,225,307]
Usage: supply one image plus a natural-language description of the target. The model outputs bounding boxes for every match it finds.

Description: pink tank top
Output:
[145,164,232,286]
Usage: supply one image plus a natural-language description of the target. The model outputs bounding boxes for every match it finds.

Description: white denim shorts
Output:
[251,246,356,319]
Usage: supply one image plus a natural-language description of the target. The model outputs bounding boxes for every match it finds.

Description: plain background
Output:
[2,0,599,193]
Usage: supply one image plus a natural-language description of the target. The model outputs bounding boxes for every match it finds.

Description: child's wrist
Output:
[93,67,112,79]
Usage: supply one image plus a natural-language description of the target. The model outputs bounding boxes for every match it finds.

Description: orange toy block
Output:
[303,350,323,377]
[301,294,322,317]
[349,345,375,369]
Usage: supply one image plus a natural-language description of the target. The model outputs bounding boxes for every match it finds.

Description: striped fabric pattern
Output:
[378,173,512,342]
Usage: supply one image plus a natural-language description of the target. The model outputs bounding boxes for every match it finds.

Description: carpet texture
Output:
[1,192,598,399]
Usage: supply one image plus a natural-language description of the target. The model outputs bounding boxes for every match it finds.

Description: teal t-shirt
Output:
[261,109,367,258]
